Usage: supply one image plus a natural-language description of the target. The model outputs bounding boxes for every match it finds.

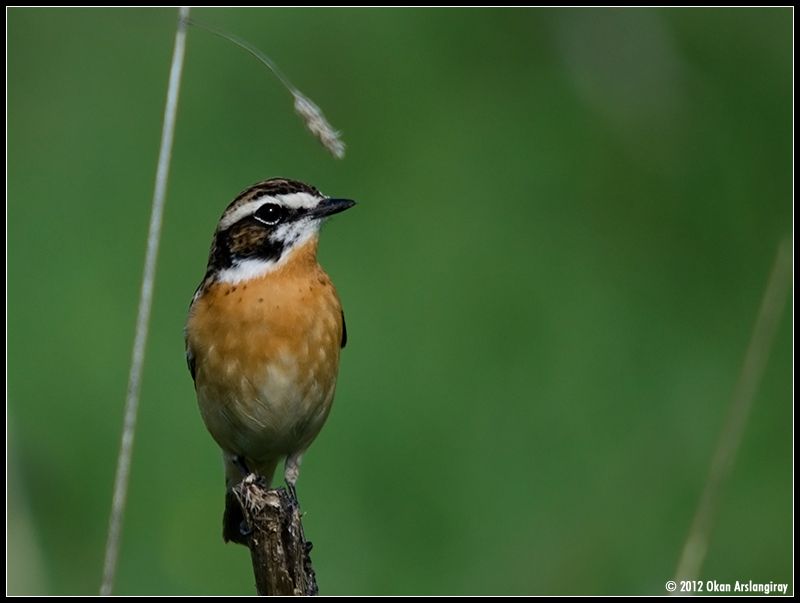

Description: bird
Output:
[185,177,355,544]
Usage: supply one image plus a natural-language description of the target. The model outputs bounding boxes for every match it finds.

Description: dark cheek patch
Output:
[228,222,286,264]
[230,224,268,256]
[206,216,296,279]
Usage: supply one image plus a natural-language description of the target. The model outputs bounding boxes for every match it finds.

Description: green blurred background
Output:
[7,7,792,596]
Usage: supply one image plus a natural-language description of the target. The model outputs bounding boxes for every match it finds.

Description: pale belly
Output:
[195,351,338,463]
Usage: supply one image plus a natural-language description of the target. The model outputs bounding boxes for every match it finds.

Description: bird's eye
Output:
[254,203,287,226]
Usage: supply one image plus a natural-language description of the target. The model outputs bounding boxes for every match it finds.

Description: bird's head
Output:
[204,178,355,286]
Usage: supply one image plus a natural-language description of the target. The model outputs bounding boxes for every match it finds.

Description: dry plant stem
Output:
[233,476,319,596]
[100,7,190,596]
[674,238,793,584]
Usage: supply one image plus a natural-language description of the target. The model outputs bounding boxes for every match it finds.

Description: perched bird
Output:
[185,178,354,544]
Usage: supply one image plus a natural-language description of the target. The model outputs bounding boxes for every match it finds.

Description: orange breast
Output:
[186,239,343,464]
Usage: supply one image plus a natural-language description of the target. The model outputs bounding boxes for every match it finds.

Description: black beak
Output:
[309,198,356,219]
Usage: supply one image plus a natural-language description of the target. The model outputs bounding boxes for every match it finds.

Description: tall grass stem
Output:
[674,238,793,584]
[100,7,190,595]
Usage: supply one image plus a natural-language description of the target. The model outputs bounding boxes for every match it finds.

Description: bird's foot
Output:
[286,482,304,516]
[232,454,250,478]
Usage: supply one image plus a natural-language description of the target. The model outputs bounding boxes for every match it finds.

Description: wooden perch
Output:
[231,475,319,596]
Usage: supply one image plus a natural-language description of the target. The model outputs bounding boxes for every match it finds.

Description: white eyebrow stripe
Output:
[274,192,323,209]
[218,200,268,230]
[217,192,322,231]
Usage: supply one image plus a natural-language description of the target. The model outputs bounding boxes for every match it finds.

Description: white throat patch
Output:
[216,258,277,285]
[215,228,320,285]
